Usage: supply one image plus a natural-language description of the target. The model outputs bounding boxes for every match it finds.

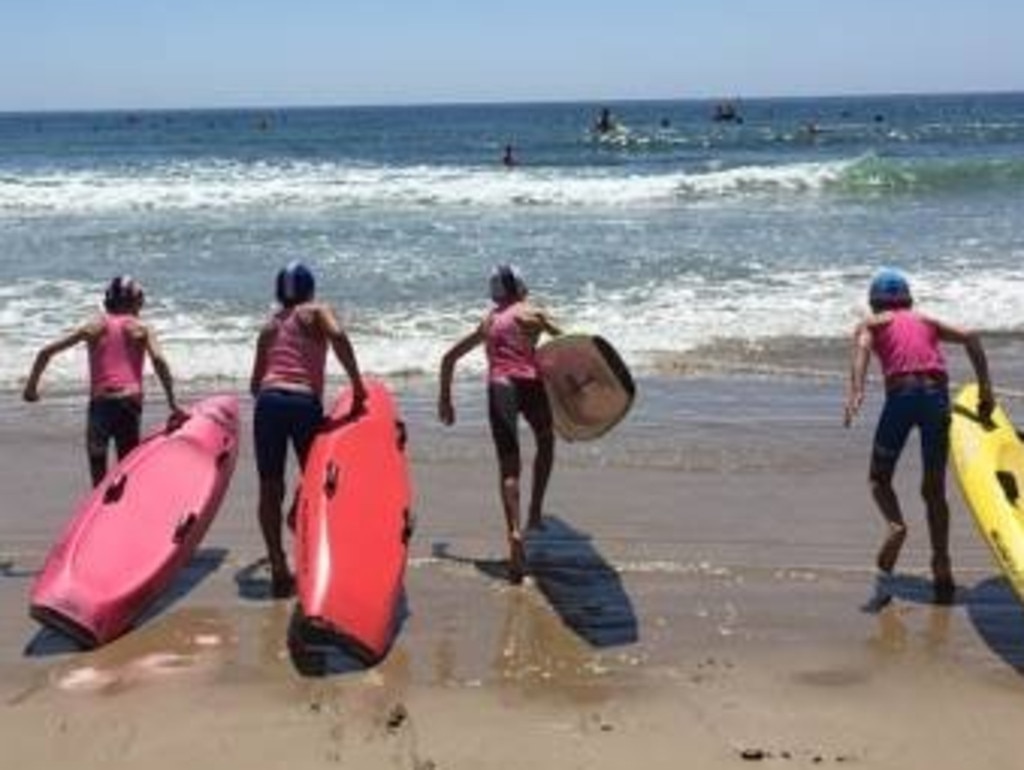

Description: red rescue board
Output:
[293,378,413,664]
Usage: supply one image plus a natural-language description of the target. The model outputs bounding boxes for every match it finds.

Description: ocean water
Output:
[2,93,1024,390]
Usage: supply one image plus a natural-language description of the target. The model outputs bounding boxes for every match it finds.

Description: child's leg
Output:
[85,400,111,486]
[110,398,142,460]
[919,388,953,597]
[253,391,295,596]
[870,469,908,573]
[521,382,554,530]
[257,477,292,595]
[921,469,952,582]
[87,451,107,488]
[869,393,914,573]
[497,452,525,581]
[528,434,554,530]
[287,395,325,532]
[488,382,525,582]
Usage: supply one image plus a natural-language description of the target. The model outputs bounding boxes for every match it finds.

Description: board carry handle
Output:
[324,461,339,498]
[103,473,128,505]
[952,402,996,430]
[396,420,408,452]
[173,512,198,544]
[997,470,1021,506]
[401,508,415,545]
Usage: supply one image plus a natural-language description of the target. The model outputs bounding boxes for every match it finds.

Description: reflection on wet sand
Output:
[491,587,614,704]
[428,522,639,705]
[15,607,235,702]
[859,569,1024,673]
[869,602,951,658]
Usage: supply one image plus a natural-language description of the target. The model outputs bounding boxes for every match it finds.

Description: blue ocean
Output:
[2,93,1024,390]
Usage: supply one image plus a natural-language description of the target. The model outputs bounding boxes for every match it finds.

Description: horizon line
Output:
[2,87,1022,117]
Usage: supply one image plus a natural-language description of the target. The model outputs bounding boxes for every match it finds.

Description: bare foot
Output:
[932,555,955,604]
[271,571,295,599]
[508,534,526,585]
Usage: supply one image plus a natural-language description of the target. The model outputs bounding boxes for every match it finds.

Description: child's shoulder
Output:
[80,314,111,337]
[861,310,897,330]
[516,299,549,319]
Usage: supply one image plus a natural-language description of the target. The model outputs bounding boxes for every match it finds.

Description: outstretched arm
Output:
[438,326,484,425]
[843,323,872,427]
[140,324,182,416]
[319,305,367,410]
[250,324,273,397]
[22,323,95,402]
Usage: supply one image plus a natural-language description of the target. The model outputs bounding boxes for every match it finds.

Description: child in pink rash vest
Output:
[843,267,994,604]
[438,264,562,584]
[249,261,366,599]
[23,275,183,487]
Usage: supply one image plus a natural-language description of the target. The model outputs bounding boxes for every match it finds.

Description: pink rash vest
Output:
[88,314,145,399]
[260,307,327,398]
[485,303,539,382]
[870,310,947,379]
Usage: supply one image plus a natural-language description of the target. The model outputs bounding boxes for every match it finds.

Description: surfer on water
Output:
[22,276,183,487]
[843,268,994,603]
[250,261,367,598]
[438,264,562,583]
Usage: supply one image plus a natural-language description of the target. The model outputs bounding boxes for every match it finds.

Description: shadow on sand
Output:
[234,556,278,601]
[861,570,1024,674]
[286,593,410,678]
[859,571,965,614]
[965,576,1024,674]
[526,515,638,648]
[1,559,38,579]
[433,514,638,648]
[24,546,228,657]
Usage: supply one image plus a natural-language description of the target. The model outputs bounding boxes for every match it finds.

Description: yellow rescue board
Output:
[950,383,1024,603]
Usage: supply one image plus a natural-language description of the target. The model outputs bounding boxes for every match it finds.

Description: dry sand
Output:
[2,374,1024,770]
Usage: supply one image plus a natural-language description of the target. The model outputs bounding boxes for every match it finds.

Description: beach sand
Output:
[3,373,1024,770]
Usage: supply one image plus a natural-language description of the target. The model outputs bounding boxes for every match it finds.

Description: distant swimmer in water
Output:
[502,144,517,168]
[712,101,742,124]
[594,107,617,134]
[803,121,824,140]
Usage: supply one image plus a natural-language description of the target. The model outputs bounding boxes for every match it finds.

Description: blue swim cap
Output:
[104,275,145,313]
[276,261,315,306]
[489,263,527,304]
[868,268,911,310]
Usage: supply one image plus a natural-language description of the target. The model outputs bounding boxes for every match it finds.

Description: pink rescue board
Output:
[29,395,240,647]
[293,378,413,664]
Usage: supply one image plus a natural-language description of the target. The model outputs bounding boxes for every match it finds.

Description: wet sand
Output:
[3,374,1024,769]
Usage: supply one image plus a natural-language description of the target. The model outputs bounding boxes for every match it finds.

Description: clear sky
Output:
[2,0,1021,111]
